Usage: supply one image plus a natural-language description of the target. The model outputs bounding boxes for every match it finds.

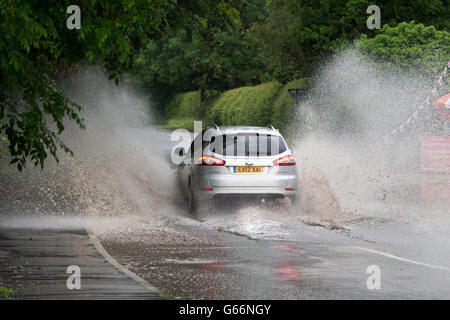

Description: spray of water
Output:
[293,49,449,230]
[1,53,448,239]
[58,69,180,218]
[0,68,187,235]
[0,67,288,243]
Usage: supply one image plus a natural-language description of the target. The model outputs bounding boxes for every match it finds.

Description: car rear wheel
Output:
[188,181,199,215]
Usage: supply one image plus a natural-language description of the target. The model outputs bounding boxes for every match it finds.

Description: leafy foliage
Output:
[131,0,269,112]
[2,0,449,172]
[162,118,198,131]
[207,81,282,126]
[165,90,219,122]
[356,22,450,75]
[0,286,15,300]
[165,91,202,121]
[0,0,205,170]
[250,0,449,82]
[249,0,305,82]
[271,78,308,133]
[164,79,309,133]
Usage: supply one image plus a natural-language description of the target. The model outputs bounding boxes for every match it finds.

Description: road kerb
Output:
[85,227,169,299]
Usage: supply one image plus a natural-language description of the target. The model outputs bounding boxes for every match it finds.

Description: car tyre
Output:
[188,181,199,216]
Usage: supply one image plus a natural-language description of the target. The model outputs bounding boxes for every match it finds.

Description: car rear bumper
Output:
[196,186,298,202]
[191,166,298,203]
[207,171,297,186]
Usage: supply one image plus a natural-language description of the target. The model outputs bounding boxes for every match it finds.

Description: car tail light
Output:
[201,188,213,191]
[285,188,296,191]
[273,154,296,166]
[199,155,226,166]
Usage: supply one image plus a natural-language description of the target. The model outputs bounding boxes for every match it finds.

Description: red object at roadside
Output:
[438,110,450,122]
[421,181,450,205]
[433,93,450,109]
[421,136,450,173]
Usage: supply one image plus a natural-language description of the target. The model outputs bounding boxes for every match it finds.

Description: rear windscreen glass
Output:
[207,134,287,157]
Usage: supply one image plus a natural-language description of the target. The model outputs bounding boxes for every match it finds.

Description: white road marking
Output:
[352,246,450,272]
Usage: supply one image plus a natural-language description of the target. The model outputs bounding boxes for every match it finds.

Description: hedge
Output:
[163,79,309,132]
[207,81,283,127]
[164,90,201,122]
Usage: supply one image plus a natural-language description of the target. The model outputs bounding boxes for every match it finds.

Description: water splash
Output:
[293,49,449,230]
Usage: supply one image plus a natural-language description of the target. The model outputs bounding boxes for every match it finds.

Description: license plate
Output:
[234,166,264,173]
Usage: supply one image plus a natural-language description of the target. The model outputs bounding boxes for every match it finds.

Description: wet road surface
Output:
[93,129,450,299]
[0,225,161,299]
[97,208,450,299]
[2,128,450,299]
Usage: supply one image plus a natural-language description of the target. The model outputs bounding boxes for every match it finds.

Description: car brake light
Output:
[198,156,226,166]
[201,188,213,191]
[273,155,296,166]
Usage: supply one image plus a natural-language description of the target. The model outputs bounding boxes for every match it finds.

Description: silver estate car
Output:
[177,125,298,214]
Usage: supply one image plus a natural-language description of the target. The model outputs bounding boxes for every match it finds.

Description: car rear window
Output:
[207,134,287,157]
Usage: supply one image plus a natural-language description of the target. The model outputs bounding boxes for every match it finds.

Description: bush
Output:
[0,286,15,300]
[207,81,283,127]
[163,80,310,131]
[160,118,197,130]
[164,91,201,121]
[163,90,220,128]
[356,22,450,75]
[271,78,309,134]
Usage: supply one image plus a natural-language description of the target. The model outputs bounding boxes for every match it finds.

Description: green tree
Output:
[0,0,213,171]
[249,0,305,82]
[0,286,15,300]
[131,0,269,118]
[356,22,450,75]
[250,0,449,82]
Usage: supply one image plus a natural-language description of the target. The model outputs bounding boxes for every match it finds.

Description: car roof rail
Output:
[266,124,276,131]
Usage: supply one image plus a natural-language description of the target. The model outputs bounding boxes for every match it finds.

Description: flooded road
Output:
[87,129,450,300]
[95,208,450,299]
[2,126,450,299]
[1,69,449,299]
